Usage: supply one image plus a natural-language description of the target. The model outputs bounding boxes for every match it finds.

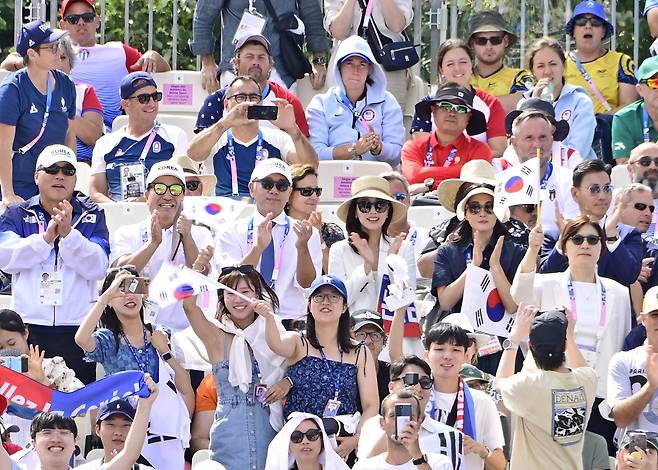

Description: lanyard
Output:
[320,348,344,400]
[409,227,418,246]
[540,162,553,190]
[246,215,291,286]
[18,73,53,155]
[247,344,263,382]
[566,275,607,353]
[424,143,456,168]
[569,51,613,112]
[261,83,271,100]
[338,91,371,133]
[644,106,652,143]
[120,326,150,373]
[116,121,161,165]
[464,246,473,265]
[227,129,265,196]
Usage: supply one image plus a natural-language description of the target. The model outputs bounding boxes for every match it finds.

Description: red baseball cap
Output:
[61,0,96,17]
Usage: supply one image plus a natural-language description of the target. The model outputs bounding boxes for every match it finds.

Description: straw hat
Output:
[336,176,406,223]
[436,160,496,213]
[169,155,217,196]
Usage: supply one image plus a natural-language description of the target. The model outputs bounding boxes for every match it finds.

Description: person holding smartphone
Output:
[187,75,317,199]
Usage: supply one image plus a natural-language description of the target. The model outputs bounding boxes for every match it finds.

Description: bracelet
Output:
[284,376,294,387]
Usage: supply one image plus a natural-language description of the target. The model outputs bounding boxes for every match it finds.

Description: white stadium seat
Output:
[74,161,92,195]
[0,295,11,309]
[112,113,197,143]
[408,205,452,230]
[611,163,631,189]
[152,71,208,114]
[191,449,212,467]
[99,202,150,234]
[317,160,393,204]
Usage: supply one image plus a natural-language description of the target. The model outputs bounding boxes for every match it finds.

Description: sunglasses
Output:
[394,374,434,390]
[574,15,604,27]
[290,428,322,444]
[569,234,601,246]
[38,163,76,176]
[294,186,322,197]
[220,265,256,277]
[641,78,658,90]
[634,202,656,213]
[587,183,613,194]
[185,180,201,191]
[467,202,495,215]
[354,331,384,342]
[257,178,290,192]
[392,192,407,202]
[311,292,344,304]
[635,156,658,167]
[435,101,470,114]
[126,92,163,104]
[147,182,184,196]
[520,204,537,213]
[356,199,390,214]
[38,41,62,53]
[228,93,261,104]
[63,12,96,24]
[472,35,504,46]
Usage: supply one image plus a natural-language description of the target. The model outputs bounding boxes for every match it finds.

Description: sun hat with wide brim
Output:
[442,313,491,350]
[336,176,407,223]
[170,155,217,196]
[455,185,509,222]
[436,160,496,213]
[467,10,517,48]
[565,0,614,40]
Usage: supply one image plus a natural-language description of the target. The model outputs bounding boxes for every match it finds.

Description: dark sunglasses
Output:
[126,92,163,104]
[392,192,407,202]
[569,234,601,246]
[435,101,470,114]
[294,186,322,197]
[472,35,504,46]
[220,265,256,277]
[63,12,96,24]
[634,202,656,213]
[185,180,201,191]
[635,156,658,167]
[290,428,322,444]
[147,182,184,196]
[356,198,390,214]
[257,178,290,192]
[520,204,537,213]
[574,15,604,27]
[38,164,76,176]
[394,374,433,390]
[587,183,613,194]
[467,202,495,215]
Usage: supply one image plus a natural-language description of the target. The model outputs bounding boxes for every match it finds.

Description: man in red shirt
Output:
[401,83,492,189]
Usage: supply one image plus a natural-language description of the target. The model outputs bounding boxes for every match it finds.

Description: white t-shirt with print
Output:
[353,452,452,470]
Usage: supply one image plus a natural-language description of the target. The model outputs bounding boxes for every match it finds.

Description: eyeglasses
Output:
[634,156,658,167]
[574,15,604,27]
[356,198,390,214]
[587,183,613,194]
[185,180,201,191]
[38,41,62,53]
[147,182,184,196]
[568,234,601,246]
[472,35,504,46]
[635,202,656,213]
[467,202,495,215]
[227,93,261,104]
[294,186,322,197]
[311,292,343,304]
[290,428,322,444]
[38,163,76,176]
[393,374,434,390]
[354,331,384,342]
[63,12,96,24]
[126,92,163,104]
[392,192,407,202]
[37,429,73,438]
[257,178,290,192]
[435,101,470,114]
[220,265,256,277]
[641,78,658,90]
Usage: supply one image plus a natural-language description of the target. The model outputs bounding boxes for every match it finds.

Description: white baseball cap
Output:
[146,161,186,186]
[35,145,76,169]
[249,159,292,184]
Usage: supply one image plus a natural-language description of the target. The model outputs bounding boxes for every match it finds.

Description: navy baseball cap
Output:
[16,20,67,57]
[566,1,614,39]
[529,309,568,353]
[120,71,158,99]
[97,399,135,423]
[308,275,348,301]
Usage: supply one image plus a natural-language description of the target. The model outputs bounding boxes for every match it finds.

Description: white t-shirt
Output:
[353,452,452,470]
[75,457,154,469]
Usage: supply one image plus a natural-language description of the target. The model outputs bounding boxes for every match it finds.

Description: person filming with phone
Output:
[187,75,317,199]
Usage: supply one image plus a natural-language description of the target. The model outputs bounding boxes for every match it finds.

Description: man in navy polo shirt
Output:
[187,75,317,198]
[0,20,76,204]
[89,71,187,202]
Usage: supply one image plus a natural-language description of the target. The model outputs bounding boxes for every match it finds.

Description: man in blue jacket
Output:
[0,144,110,383]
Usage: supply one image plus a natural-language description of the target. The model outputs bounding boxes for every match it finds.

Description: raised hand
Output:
[349,232,376,271]
[489,236,504,269]
[528,224,544,253]
[472,229,485,267]
[255,212,274,250]
[293,219,313,248]
[176,215,193,239]
[150,209,163,245]
[193,245,214,275]
[388,232,406,256]
[53,200,73,237]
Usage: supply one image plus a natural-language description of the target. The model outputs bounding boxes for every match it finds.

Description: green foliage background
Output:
[0,0,650,75]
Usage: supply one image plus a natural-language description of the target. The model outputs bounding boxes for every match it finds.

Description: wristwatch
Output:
[312,56,328,66]
[424,178,435,191]
[161,351,173,362]
[412,454,428,465]
[502,338,519,350]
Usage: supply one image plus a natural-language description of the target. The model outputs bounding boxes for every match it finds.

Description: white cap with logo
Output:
[36,145,77,169]
[146,161,186,186]
[249,159,292,184]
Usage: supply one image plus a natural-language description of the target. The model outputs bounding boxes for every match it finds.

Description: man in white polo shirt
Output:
[214,159,321,321]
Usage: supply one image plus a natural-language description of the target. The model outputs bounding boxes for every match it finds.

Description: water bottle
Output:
[539,82,555,102]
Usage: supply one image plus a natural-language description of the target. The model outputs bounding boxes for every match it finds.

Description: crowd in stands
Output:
[4,0,658,469]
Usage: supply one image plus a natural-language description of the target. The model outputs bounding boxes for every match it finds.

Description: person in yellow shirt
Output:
[468,10,534,114]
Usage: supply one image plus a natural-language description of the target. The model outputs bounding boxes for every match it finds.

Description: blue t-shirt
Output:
[0,69,76,200]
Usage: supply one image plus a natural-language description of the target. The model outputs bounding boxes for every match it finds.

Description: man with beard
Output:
[194,34,309,136]
[627,142,658,200]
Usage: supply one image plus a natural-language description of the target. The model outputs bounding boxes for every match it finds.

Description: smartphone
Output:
[0,356,28,373]
[629,432,647,452]
[247,105,278,121]
[394,403,412,440]
[403,373,419,387]
[122,277,149,295]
